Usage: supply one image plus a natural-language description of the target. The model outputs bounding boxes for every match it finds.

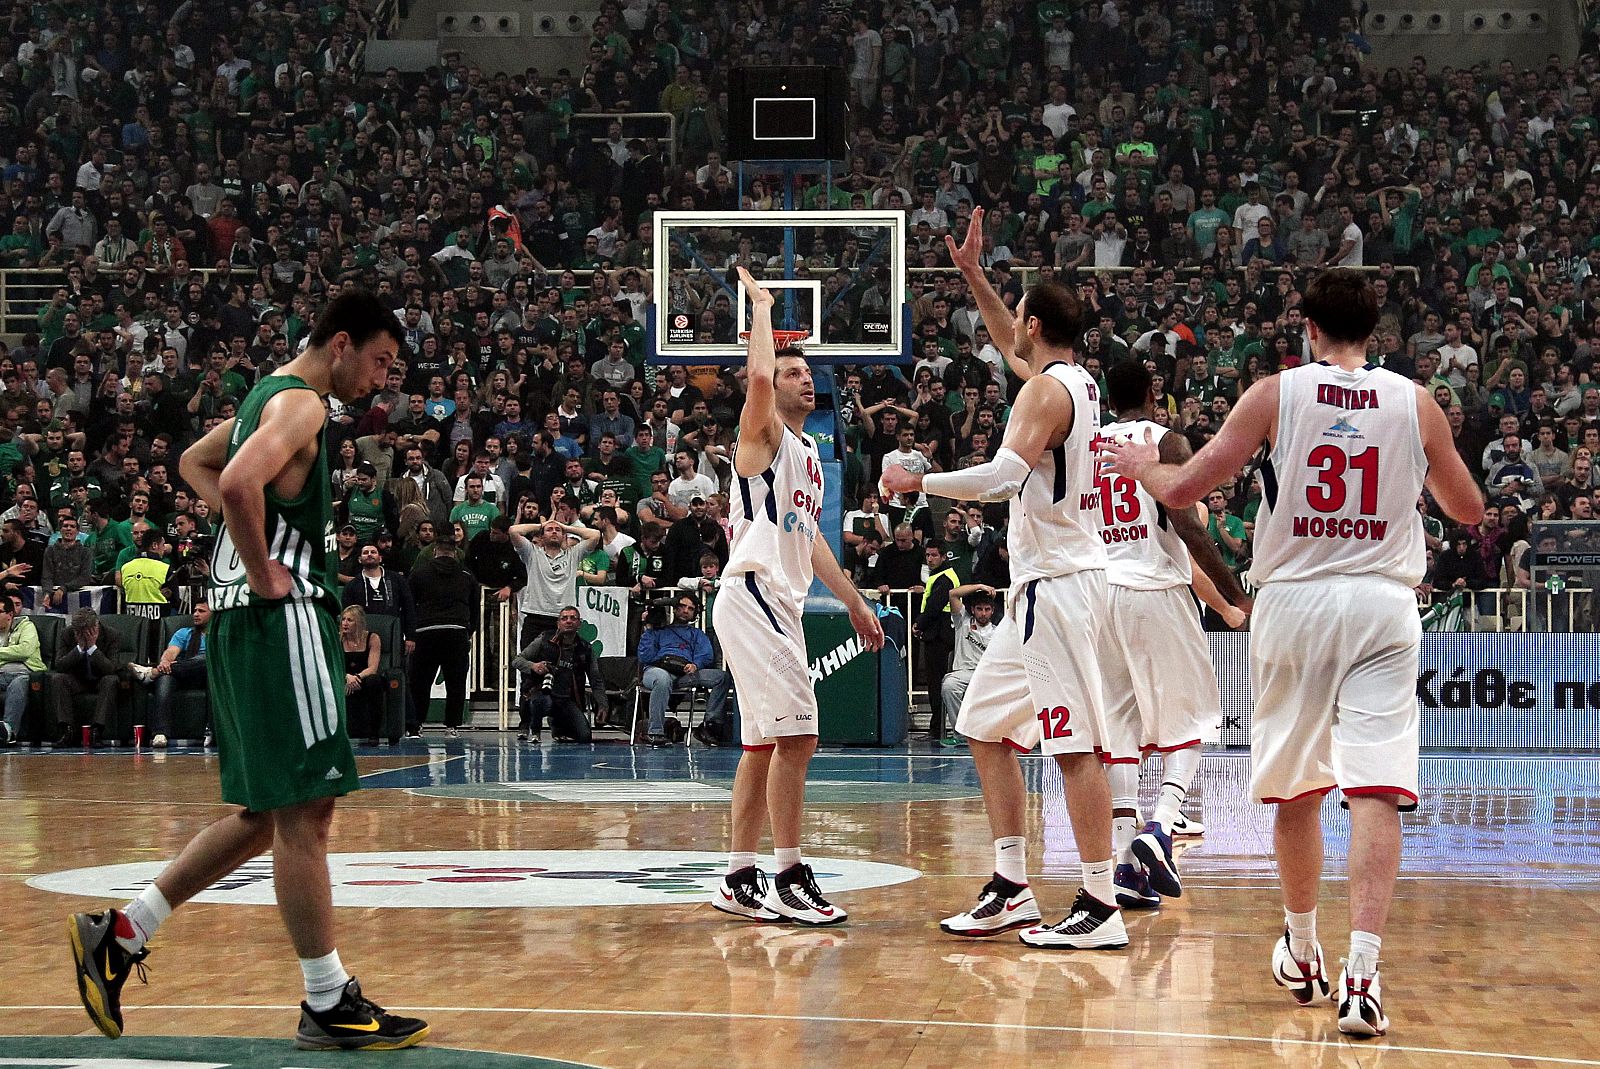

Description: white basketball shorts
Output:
[1249,575,1422,807]
[1100,583,1222,762]
[955,570,1110,758]
[712,573,817,749]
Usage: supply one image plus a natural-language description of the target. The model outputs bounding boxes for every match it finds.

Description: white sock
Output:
[1348,930,1382,977]
[1154,747,1202,831]
[1108,763,1141,865]
[1285,907,1318,963]
[727,851,757,877]
[993,835,1027,885]
[774,846,802,872]
[300,950,351,1013]
[118,884,172,953]
[1112,814,1139,866]
[1081,859,1115,907]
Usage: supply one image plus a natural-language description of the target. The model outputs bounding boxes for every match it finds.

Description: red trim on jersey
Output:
[741,743,777,753]
[1097,747,1140,765]
[1001,737,1031,754]
[1260,785,1336,805]
[1141,739,1203,753]
[1343,785,1420,804]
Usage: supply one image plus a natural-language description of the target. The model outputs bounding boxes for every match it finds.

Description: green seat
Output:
[20,614,63,745]
[155,614,211,742]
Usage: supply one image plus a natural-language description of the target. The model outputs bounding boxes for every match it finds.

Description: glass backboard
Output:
[650,209,907,363]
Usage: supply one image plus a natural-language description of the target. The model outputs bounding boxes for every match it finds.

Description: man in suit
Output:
[50,607,130,747]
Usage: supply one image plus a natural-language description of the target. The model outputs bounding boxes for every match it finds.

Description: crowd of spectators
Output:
[0,0,1595,744]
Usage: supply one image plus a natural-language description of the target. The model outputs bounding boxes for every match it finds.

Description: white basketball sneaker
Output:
[712,867,781,922]
[1017,889,1128,950]
[1270,930,1333,1005]
[1170,813,1205,836]
[1337,965,1390,1037]
[939,875,1041,936]
[763,863,847,926]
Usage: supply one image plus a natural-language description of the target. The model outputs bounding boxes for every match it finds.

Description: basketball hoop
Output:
[739,329,811,349]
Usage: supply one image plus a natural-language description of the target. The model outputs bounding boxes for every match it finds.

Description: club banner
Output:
[1208,633,1600,751]
[577,585,630,658]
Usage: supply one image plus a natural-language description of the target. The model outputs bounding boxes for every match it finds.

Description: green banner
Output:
[804,611,881,744]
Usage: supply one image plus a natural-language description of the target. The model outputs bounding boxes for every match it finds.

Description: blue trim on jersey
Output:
[1260,456,1279,510]
[761,469,778,522]
[1051,442,1067,502]
[1022,579,1039,642]
[744,574,785,637]
[738,475,754,519]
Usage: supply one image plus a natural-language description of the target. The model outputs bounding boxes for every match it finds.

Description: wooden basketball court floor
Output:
[2,743,1598,1068]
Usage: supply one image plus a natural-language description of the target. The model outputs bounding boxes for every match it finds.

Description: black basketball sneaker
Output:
[763,863,848,926]
[939,874,1042,936]
[294,977,430,1050]
[67,909,150,1039]
[1017,888,1129,949]
[713,865,782,921]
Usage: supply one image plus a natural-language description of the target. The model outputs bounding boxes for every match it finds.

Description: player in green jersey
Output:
[68,291,429,1051]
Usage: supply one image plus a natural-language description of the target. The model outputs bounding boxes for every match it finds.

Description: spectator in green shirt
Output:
[1187,188,1229,257]
[1205,488,1249,573]
[450,476,500,544]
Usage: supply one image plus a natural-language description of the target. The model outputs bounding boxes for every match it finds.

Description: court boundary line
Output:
[1,1003,1596,1066]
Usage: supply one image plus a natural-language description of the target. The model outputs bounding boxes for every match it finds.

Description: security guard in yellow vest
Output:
[913,543,963,738]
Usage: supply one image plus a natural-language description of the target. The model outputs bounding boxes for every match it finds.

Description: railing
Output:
[469,587,517,729]
[572,112,678,167]
[1459,586,1597,633]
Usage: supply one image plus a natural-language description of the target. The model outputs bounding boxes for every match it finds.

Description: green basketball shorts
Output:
[209,600,360,812]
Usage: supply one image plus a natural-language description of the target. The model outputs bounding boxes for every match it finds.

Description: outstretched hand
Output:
[735,265,773,308]
[880,464,921,496]
[1097,425,1160,482]
[945,206,985,274]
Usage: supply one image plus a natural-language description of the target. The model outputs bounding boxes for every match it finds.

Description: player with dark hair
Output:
[1095,359,1250,910]
[711,267,883,925]
[885,206,1125,949]
[67,291,428,1051]
[1102,268,1484,1036]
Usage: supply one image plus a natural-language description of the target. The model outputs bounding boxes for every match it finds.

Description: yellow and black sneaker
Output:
[295,978,430,1051]
[67,909,150,1039]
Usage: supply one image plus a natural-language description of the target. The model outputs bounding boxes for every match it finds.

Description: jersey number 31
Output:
[1306,445,1379,515]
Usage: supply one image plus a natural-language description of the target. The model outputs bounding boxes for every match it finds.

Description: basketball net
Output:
[738,329,811,348]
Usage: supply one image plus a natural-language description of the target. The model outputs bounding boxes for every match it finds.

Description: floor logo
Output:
[0,1034,594,1067]
[27,850,920,909]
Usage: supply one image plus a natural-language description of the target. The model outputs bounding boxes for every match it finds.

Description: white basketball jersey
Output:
[723,425,824,608]
[1007,360,1108,586]
[1251,362,1428,587]
[1096,419,1191,590]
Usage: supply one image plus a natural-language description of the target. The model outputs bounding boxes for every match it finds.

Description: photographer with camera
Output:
[636,592,731,748]
[512,605,603,744]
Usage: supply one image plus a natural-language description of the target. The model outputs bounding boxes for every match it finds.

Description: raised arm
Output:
[734,266,783,477]
[946,207,1025,379]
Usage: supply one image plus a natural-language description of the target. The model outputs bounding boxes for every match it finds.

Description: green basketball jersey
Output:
[210,375,339,613]
[346,486,385,536]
